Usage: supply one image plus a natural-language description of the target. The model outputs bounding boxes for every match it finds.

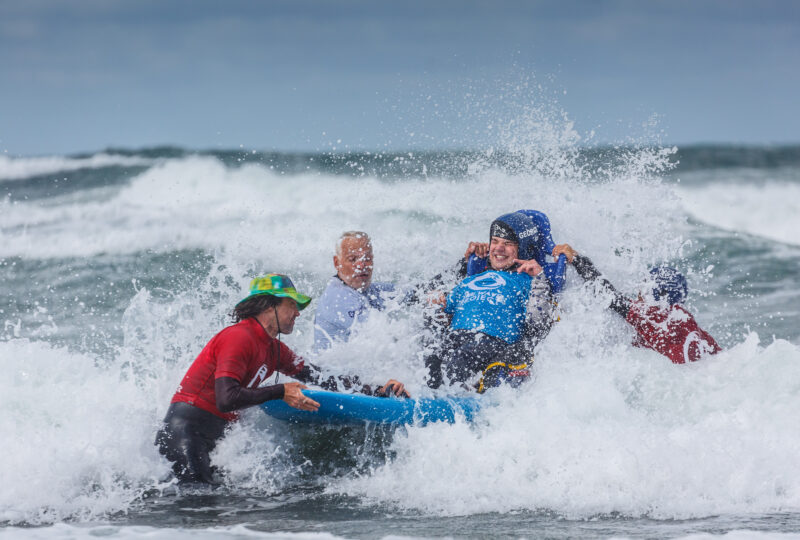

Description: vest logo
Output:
[467,272,506,291]
[683,331,715,363]
[247,365,269,388]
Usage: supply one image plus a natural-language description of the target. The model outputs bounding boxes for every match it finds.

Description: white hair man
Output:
[313,231,396,351]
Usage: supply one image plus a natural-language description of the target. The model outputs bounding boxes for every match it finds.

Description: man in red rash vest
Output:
[553,245,721,364]
[156,273,409,485]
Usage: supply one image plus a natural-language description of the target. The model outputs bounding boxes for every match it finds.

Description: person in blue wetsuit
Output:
[313,231,396,352]
[426,212,556,392]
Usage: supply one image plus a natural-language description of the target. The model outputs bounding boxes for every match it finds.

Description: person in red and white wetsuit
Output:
[553,245,721,364]
[155,273,408,485]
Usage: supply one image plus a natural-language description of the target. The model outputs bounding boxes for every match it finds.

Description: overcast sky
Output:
[1,0,798,156]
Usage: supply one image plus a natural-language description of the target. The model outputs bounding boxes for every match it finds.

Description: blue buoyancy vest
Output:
[445,269,534,343]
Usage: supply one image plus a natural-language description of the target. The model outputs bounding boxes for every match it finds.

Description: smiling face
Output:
[488,236,519,270]
[334,235,374,291]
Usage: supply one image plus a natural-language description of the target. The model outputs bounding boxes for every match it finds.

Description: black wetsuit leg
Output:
[478,339,532,391]
[155,402,228,485]
[437,330,534,392]
[428,332,535,390]
[422,311,453,389]
[442,330,509,385]
[425,352,445,389]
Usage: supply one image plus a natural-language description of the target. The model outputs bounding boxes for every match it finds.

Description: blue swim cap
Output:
[490,212,539,261]
[650,266,688,305]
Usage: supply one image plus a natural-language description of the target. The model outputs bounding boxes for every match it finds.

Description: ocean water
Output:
[2,129,800,539]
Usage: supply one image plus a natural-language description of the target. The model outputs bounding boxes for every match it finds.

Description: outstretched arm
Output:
[294,362,410,397]
[403,253,470,306]
[215,378,320,412]
[553,244,631,318]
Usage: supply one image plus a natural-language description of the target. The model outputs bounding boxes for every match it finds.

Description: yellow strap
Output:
[478,362,506,394]
[482,361,507,373]
[478,360,532,393]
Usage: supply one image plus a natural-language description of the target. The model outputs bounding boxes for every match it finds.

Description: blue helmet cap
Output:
[650,266,688,305]
[490,212,539,261]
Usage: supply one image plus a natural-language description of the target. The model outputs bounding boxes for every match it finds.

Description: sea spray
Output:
[2,108,799,529]
[333,334,800,519]
[0,339,167,524]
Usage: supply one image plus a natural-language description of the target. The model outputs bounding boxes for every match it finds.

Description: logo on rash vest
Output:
[683,331,715,363]
[247,364,269,388]
[467,272,507,291]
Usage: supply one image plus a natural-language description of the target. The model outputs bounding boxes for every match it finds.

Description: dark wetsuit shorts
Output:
[426,330,529,391]
[155,402,228,484]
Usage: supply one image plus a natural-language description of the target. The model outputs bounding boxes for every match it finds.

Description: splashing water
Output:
[2,97,800,536]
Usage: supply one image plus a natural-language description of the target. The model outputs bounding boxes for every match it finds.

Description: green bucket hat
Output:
[236,274,312,310]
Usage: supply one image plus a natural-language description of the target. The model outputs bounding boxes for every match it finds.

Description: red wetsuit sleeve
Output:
[626,303,721,364]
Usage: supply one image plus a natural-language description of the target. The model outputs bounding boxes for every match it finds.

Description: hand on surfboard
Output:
[376,379,411,398]
[283,382,320,411]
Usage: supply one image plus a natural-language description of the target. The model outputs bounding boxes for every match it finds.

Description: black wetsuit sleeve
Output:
[292,362,374,395]
[521,314,553,349]
[215,377,285,413]
[572,254,631,318]
[455,258,468,280]
[519,276,555,351]
[403,258,468,305]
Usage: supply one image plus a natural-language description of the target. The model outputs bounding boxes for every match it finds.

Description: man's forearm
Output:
[215,376,284,413]
[294,363,372,394]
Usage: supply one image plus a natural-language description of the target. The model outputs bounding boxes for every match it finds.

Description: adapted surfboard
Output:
[260,389,481,426]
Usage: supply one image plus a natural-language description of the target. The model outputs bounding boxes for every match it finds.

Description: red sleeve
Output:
[277,340,304,376]
[214,326,257,382]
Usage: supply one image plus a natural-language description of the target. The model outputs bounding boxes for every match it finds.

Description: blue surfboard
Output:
[260,389,481,426]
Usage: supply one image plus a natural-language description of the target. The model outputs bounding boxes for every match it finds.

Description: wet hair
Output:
[336,231,371,256]
[232,294,282,322]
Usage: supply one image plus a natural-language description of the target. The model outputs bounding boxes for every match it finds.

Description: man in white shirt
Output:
[313,231,395,352]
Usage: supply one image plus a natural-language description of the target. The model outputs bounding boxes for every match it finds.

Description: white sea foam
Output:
[0,151,685,276]
[4,258,799,526]
[0,153,155,181]
[678,181,800,246]
[0,339,169,524]
[0,524,348,539]
[333,329,800,519]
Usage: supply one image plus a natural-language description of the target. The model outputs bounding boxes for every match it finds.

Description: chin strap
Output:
[273,305,282,335]
[272,306,282,385]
